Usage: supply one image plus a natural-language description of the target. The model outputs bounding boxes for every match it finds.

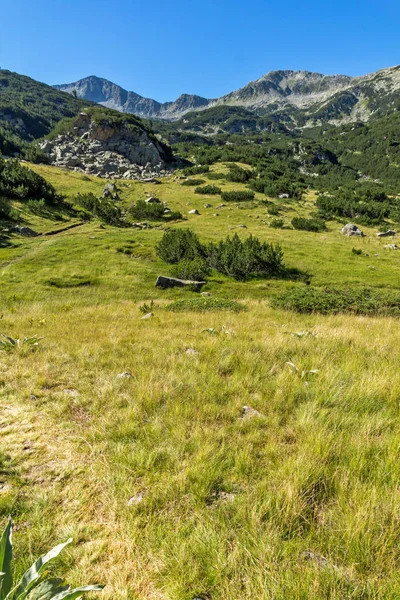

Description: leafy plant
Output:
[0,334,43,352]
[286,362,319,380]
[139,301,155,315]
[0,517,103,600]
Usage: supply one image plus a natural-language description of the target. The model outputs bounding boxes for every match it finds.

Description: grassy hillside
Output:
[1,161,400,598]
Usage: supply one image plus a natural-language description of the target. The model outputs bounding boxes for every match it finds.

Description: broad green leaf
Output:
[10,538,72,600]
[50,585,104,600]
[0,518,13,600]
[25,579,68,600]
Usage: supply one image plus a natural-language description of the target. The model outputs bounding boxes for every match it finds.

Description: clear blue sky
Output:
[1,0,399,102]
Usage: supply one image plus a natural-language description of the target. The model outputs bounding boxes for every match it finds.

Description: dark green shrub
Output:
[129,200,165,221]
[74,192,122,225]
[269,218,284,228]
[268,205,280,216]
[181,178,205,186]
[195,185,221,195]
[166,297,247,313]
[182,165,210,176]
[272,286,400,317]
[220,190,255,202]
[206,172,224,180]
[156,228,205,264]
[171,257,211,280]
[0,158,59,204]
[291,217,326,232]
[207,233,285,280]
[226,165,252,183]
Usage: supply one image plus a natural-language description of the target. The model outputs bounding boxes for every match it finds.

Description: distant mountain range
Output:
[55,66,400,126]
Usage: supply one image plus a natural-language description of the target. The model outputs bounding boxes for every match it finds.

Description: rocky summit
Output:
[39,109,175,180]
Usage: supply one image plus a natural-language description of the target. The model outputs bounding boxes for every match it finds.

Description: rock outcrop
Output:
[39,111,176,180]
[341,223,364,237]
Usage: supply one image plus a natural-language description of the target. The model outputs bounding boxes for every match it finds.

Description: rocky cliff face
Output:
[39,111,175,179]
[55,65,400,125]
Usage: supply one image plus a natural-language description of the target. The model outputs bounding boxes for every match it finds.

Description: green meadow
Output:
[1,163,400,599]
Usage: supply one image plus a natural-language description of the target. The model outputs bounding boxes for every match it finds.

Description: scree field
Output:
[1,163,400,600]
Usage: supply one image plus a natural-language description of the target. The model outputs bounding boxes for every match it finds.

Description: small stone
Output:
[204,203,212,208]
[241,405,264,420]
[117,372,133,379]
[128,492,145,506]
[30,393,37,401]
[201,292,211,297]
[186,348,199,356]
[188,209,200,215]
[63,389,79,397]
[141,313,153,319]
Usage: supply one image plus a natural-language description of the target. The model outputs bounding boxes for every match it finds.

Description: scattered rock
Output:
[12,225,40,237]
[384,244,398,249]
[201,292,211,297]
[128,492,145,506]
[30,393,37,401]
[204,203,212,208]
[0,483,12,494]
[301,551,339,571]
[341,223,364,237]
[241,405,265,420]
[117,372,133,379]
[279,193,290,199]
[216,204,226,209]
[156,275,206,291]
[63,388,79,397]
[213,213,219,217]
[377,230,396,237]
[188,209,200,215]
[185,348,199,356]
[141,313,153,319]
[39,111,176,180]
[145,196,161,203]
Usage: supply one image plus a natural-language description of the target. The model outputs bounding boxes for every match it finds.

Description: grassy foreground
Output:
[1,164,400,599]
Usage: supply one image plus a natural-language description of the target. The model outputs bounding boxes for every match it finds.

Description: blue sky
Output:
[1,0,399,102]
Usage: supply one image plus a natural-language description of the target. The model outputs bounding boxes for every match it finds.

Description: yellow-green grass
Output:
[1,164,400,599]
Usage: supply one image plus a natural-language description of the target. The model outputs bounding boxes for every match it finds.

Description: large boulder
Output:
[12,225,40,237]
[341,223,364,237]
[156,276,206,291]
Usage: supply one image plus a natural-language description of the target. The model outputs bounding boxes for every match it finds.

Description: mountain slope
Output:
[55,65,400,125]
[0,70,92,156]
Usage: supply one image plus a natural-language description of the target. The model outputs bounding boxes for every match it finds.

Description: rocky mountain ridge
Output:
[55,65,400,125]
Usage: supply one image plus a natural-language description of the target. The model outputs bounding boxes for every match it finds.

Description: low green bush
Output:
[195,185,221,195]
[0,158,60,204]
[73,192,122,225]
[128,200,165,221]
[220,190,255,202]
[226,165,253,183]
[269,218,285,229]
[166,297,247,313]
[207,233,284,280]
[181,178,205,186]
[291,217,326,232]
[182,165,210,176]
[171,257,211,281]
[156,228,206,264]
[272,286,400,317]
